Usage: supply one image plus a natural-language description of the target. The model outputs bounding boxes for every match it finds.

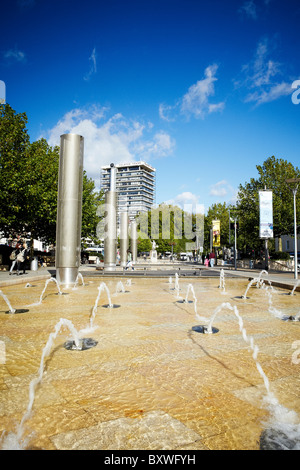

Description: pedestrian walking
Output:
[9,240,22,275]
[16,242,28,275]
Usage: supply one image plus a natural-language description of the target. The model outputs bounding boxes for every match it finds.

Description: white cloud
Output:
[239,0,257,20]
[237,38,293,105]
[164,192,204,213]
[84,47,97,81]
[159,103,176,122]
[42,105,175,188]
[4,49,26,63]
[159,64,225,121]
[245,82,292,105]
[209,180,235,198]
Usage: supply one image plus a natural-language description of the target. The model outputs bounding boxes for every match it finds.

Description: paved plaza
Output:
[0,265,299,450]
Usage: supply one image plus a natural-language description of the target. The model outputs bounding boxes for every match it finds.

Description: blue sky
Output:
[1,0,300,213]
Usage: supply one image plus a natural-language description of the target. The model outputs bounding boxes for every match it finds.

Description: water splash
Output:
[73,273,85,289]
[218,269,226,293]
[115,281,125,295]
[0,318,81,450]
[256,270,269,287]
[89,282,113,329]
[262,285,285,319]
[290,280,300,296]
[184,283,195,303]
[202,301,300,449]
[29,278,62,306]
[0,290,16,313]
[242,270,269,299]
[182,284,205,323]
[174,273,180,298]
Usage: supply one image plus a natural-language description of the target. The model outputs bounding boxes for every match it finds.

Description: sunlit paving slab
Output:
[0,274,299,450]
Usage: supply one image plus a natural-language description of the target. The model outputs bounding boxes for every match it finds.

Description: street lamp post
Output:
[286,178,300,280]
[234,217,238,271]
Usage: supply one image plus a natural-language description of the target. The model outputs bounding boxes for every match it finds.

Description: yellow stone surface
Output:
[0,275,299,450]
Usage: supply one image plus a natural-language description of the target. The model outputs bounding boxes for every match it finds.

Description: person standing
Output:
[209,249,216,268]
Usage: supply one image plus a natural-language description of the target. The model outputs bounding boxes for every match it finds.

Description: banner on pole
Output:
[212,220,220,247]
[259,190,273,238]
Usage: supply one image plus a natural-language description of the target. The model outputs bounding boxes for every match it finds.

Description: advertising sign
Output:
[259,190,273,238]
[212,219,220,247]
[0,81,5,104]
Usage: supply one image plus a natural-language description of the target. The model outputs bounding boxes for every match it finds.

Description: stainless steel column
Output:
[130,220,137,263]
[120,211,128,267]
[56,134,84,286]
[104,163,117,271]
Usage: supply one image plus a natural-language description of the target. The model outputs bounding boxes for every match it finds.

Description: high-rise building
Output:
[100,161,156,225]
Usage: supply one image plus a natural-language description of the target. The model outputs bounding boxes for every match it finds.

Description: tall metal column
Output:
[130,220,137,263]
[56,134,84,286]
[120,211,128,267]
[104,163,117,271]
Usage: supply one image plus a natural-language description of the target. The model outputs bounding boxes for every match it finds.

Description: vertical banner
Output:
[212,219,221,247]
[259,190,273,238]
[0,80,5,104]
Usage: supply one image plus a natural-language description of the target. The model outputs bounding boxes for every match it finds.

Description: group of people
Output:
[9,239,29,275]
[204,250,216,268]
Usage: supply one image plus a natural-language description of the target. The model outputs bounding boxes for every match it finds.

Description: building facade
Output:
[100,161,156,225]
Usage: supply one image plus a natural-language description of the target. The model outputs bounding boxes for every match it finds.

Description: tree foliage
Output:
[0,103,30,233]
[0,104,104,245]
[236,156,300,251]
[136,203,203,253]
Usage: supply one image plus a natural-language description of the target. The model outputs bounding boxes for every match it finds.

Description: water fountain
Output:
[174,272,180,298]
[29,277,63,307]
[262,284,300,322]
[114,280,126,295]
[290,279,300,296]
[255,269,269,287]
[0,290,29,314]
[0,318,97,450]
[240,269,269,299]
[191,301,300,449]
[0,290,16,313]
[184,283,196,304]
[88,282,120,330]
[73,273,85,289]
[218,268,226,293]
[1,273,299,450]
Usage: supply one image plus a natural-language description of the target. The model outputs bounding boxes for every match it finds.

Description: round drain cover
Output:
[192,325,219,334]
[64,338,98,350]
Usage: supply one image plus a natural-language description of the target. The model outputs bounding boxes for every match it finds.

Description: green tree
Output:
[82,177,104,243]
[22,138,60,245]
[136,203,201,253]
[0,103,104,246]
[237,156,300,251]
[137,237,152,253]
[0,103,30,234]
